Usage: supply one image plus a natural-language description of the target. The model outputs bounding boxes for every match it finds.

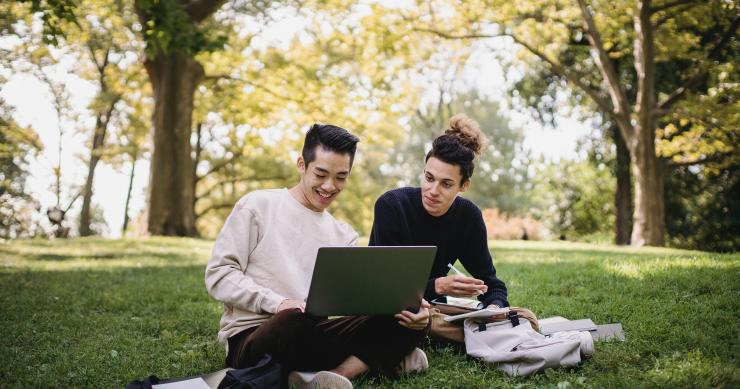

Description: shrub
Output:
[482,208,542,240]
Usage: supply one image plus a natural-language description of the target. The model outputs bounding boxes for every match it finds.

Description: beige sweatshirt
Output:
[205,188,358,345]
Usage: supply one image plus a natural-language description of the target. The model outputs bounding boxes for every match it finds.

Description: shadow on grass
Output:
[23,251,194,262]
[491,246,714,261]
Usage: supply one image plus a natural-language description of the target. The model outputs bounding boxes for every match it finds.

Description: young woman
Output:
[369,114,508,309]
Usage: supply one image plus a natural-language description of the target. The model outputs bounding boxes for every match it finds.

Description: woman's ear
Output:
[460,179,471,192]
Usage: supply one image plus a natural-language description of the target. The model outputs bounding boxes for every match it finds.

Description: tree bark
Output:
[629,0,666,246]
[612,125,632,245]
[145,53,203,236]
[122,157,136,235]
[79,103,115,236]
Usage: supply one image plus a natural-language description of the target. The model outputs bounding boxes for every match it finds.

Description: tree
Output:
[74,1,142,236]
[0,97,44,239]
[414,0,738,246]
[513,50,634,244]
[132,0,233,236]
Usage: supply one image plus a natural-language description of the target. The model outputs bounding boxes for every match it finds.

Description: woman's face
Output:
[421,157,470,217]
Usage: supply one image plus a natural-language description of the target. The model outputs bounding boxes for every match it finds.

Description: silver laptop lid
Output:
[305,246,436,316]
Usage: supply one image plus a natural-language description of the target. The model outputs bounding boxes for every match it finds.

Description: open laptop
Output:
[305,246,436,316]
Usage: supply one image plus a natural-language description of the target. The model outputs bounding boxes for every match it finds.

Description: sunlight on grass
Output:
[489,239,704,256]
[1,237,738,388]
[605,261,645,279]
[0,237,212,272]
[604,255,739,279]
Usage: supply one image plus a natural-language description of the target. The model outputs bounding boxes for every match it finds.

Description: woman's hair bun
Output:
[444,114,486,155]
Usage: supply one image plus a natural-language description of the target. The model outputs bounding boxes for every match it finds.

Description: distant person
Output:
[369,114,508,310]
[205,124,429,389]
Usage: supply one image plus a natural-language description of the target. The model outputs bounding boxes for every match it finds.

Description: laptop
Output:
[305,246,436,316]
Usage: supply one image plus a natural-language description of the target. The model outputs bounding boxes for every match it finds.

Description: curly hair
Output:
[425,114,487,184]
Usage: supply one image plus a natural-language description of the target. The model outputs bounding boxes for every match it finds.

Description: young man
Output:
[369,115,508,309]
[205,124,430,388]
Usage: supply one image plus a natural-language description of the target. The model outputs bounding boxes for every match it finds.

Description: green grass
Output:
[0,238,738,388]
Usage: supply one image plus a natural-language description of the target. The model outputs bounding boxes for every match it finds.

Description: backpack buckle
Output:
[508,311,520,327]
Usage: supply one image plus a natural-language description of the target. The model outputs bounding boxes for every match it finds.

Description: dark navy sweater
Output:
[369,187,509,308]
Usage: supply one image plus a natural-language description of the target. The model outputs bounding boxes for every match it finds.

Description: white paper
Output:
[152,377,211,389]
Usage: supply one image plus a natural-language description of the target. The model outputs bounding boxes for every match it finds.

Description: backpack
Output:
[217,354,284,389]
[430,305,539,344]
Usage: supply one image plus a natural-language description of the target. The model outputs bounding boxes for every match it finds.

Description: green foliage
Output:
[0,99,42,198]
[1,238,738,387]
[17,0,79,45]
[135,0,227,58]
[0,99,44,239]
[665,165,740,253]
[532,157,615,239]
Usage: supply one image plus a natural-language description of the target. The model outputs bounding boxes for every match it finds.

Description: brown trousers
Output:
[226,309,426,376]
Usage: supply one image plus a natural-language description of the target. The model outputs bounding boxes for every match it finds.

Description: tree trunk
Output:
[145,53,203,236]
[628,0,665,246]
[122,157,136,235]
[192,121,203,219]
[613,126,632,245]
[79,105,114,236]
[629,134,665,246]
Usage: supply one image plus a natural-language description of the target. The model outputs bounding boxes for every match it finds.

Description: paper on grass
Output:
[443,307,510,322]
[152,377,211,389]
[540,319,597,335]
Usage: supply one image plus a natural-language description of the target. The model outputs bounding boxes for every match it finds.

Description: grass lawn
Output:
[0,237,738,388]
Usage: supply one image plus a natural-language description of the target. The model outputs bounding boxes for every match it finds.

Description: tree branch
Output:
[185,0,227,22]
[195,200,237,219]
[652,3,702,28]
[203,73,329,115]
[507,34,617,119]
[650,0,700,14]
[194,152,241,184]
[657,13,740,112]
[577,0,632,121]
[411,28,496,40]
[196,174,290,199]
[667,151,735,167]
[414,27,619,121]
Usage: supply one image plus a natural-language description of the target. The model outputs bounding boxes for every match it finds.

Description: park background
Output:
[0,0,738,387]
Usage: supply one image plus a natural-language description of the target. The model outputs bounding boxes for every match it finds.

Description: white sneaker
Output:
[550,331,594,357]
[288,370,353,389]
[397,348,429,374]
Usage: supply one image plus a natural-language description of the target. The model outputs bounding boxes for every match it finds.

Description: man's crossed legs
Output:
[226,309,427,386]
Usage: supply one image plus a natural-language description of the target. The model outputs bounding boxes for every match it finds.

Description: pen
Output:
[448,263,485,296]
[447,263,463,275]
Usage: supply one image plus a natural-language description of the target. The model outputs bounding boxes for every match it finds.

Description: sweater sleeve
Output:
[204,202,286,314]
[368,194,404,246]
[459,207,509,308]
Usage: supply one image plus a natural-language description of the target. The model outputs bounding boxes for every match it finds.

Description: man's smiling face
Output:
[293,146,352,212]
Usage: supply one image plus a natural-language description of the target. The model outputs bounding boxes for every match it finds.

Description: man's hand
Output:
[277,299,306,312]
[395,299,431,331]
[435,274,487,297]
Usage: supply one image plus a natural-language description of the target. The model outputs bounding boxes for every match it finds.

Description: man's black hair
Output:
[302,124,360,168]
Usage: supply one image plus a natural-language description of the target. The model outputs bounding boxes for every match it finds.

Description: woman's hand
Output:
[276,299,306,312]
[434,274,488,297]
[395,299,431,331]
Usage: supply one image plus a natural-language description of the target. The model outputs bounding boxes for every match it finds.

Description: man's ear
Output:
[297,156,306,173]
[460,180,471,192]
